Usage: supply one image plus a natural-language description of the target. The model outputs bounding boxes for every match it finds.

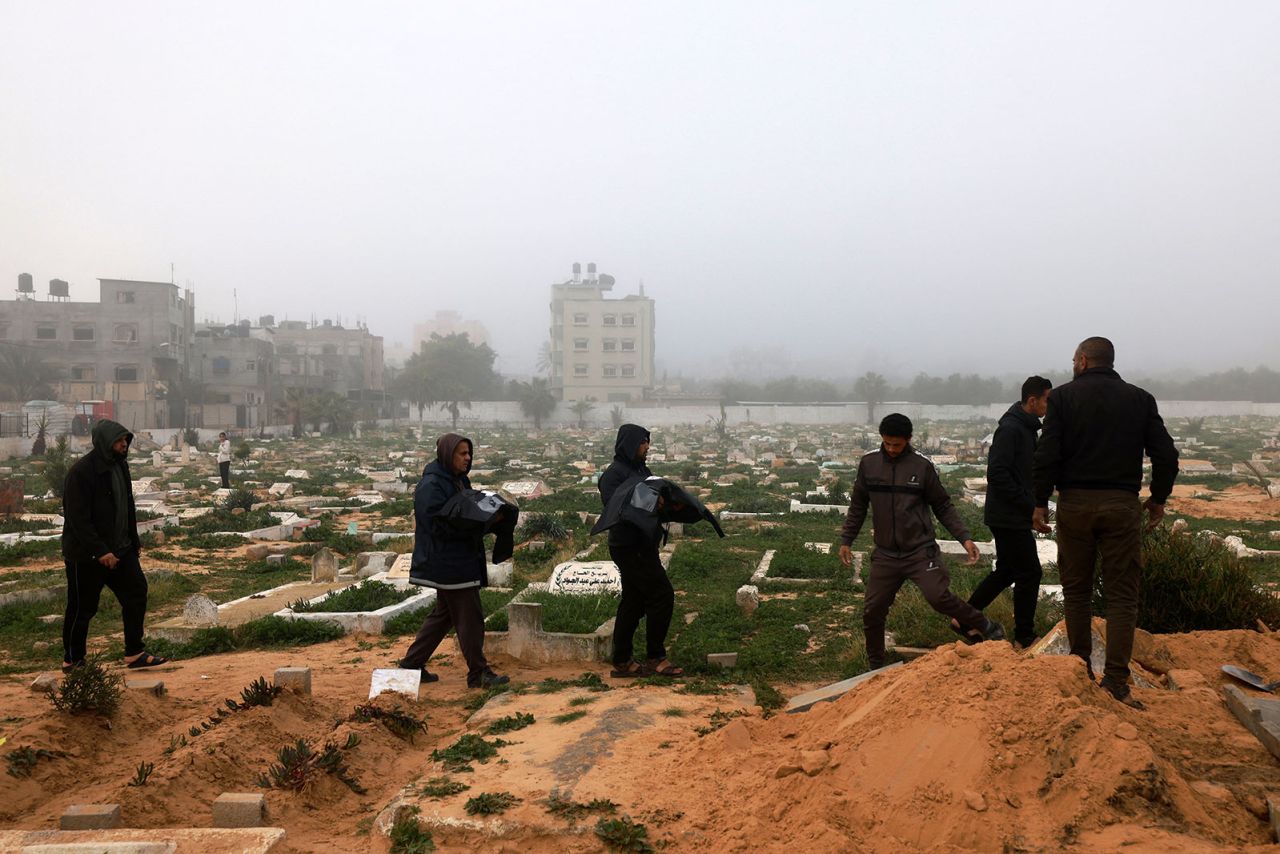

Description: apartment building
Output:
[549,263,655,403]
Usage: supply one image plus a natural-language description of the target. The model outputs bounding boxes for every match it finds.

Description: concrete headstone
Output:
[311,547,338,582]
[547,561,621,595]
[182,594,220,628]
[369,668,421,700]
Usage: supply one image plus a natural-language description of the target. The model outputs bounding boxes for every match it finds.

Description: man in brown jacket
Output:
[840,413,1004,670]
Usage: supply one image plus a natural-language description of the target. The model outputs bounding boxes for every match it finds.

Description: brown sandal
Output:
[610,661,647,678]
[648,660,684,677]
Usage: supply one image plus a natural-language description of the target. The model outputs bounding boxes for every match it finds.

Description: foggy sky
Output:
[3,2,1278,381]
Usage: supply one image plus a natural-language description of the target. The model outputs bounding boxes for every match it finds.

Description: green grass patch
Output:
[517,590,616,634]
[143,615,345,661]
[430,734,509,772]
[291,580,414,613]
[484,712,535,735]
[551,710,587,724]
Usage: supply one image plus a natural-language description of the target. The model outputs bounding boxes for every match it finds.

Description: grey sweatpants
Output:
[863,546,986,668]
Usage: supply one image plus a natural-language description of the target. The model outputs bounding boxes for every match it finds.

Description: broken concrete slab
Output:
[60,804,121,830]
[785,663,905,714]
[355,551,396,578]
[273,667,311,695]
[126,679,165,696]
[212,793,267,828]
[707,652,739,668]
[1223,685,1280,760]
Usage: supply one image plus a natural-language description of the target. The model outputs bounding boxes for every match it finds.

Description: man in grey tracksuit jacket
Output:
[839,413,1004,669]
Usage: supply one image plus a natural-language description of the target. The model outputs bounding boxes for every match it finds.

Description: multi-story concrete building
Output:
[413,310,490,349]
[549,263,655,403]
[191,322,276,428]
[0,277,194,429]
[270,319,385,399]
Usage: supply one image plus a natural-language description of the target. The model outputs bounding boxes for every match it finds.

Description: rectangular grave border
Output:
[750,547,862,586]
[273,571,436,634]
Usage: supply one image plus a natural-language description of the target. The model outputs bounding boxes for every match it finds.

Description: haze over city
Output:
[3,2,1279,380]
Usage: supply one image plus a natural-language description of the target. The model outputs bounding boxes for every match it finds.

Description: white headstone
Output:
[182,593,220,628]
[268,482,294,497]
[387,553,412,579]
[369,668,421,700]
[311,547,338,582]
[486,561,514,587]
[736,584,760,616]
[355,551,397,578]
[547,561,621,595]
[284,469,309,479]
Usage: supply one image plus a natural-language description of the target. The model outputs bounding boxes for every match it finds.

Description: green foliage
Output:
[518,590,616,634]
[291,580,414,613]
[430,734,508,772]
[514,378,557,429]
[551,710,587,724]
[6,746,64,778]
[531,672,611,694]
[1100,528,1280,633]
[694,707,746,736]
[349,703,429,742]
[237,676,282,708]
[595,816,654,853]
[143,615,344,661]
[258,738,365,794]
[179,507,275,535]
[464,791,520,815]
[521,513,573,541]
[301,522,366,555]
[50,658,124,717]
[223,488,257,512]
[388,807,435,854]
[545,793,617,822]
[419,777,470,798]
[42,436,71,498]
[0,537,61,566]
[484,712,535,735]
[127,761,154,786]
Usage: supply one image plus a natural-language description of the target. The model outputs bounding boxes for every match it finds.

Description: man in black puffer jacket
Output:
[967,376,1052,648]
[599,423,682,678]
[400,433,508,689]
[61,419,167,671]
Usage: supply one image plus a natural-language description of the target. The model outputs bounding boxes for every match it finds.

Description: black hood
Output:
[91,419,132,466]
[1000,402,1042,433]
[613,424,650,467]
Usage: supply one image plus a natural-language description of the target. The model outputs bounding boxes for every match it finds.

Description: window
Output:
[602,364,618,377]
[572,313,588,326]
[621,338,635,352]
[602,338,617,352]
[71,364,95,381]
[116,291,136,304]
[113,324,138,343]
[211,357,231,375]
[573,363,589,377]
[602,314,617,326]
[621,365,636,378]
[114,365,139,382]
[72,326,95,341]
[621,314,636,327]
[36,325,57,340]
[246,360,257,371]
[246,392,257,404]
[573,338,589,352]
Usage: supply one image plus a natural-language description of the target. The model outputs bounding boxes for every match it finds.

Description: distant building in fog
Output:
[549,262,655,403]
[413,310,489,350]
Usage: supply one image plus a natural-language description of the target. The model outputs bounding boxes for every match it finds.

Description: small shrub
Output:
[236,676,282,709]
[224,488,256,512]
[694,708,746,737]
[127,761,154,786]
[595,816,653,852]
[349,703,428,742]
[389,806,435,853]
[50,658,124,717]
[258,738,364,794]
[430,734,508,772]
[484,712,535,735]
[521,514,572,541]
[419,776,469,798]
[464,791,520,815]
[6,746,64,778]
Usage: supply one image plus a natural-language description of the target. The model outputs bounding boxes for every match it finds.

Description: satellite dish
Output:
[598,273,615,289]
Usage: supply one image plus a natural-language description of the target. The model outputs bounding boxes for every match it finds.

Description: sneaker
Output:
[981,619,1006,642]
[468,669,510,689]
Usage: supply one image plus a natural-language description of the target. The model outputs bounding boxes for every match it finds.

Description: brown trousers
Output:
[863,546,986,668]
[401,587,488,683]
[1055,489,1143,686]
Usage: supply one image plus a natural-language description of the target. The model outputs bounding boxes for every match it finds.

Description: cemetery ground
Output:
[0,419,1278,851]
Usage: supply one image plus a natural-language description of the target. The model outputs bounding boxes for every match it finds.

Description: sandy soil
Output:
[1166,483,1280,524]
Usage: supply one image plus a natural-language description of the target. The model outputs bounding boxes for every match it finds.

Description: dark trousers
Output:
[219,461,231,489]
[1056,489,1143,687]
[968,526,1042,644]
[609,545,674,665]
[863,547,986,668]
[401,587,488,682]
[63,550,149,663]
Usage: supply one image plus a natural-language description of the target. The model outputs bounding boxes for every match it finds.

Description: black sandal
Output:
[125,652,169,669]
[610,661,647,678]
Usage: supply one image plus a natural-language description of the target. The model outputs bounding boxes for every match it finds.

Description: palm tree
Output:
[535,341,553,377]
[0,344,62,401]
[854,372,890,425]
[569,397,595,430]
[516,378,556,430]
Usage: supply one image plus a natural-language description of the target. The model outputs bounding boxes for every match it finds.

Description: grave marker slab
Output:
[60,804,121,830]
[547,561,621,595]
[785,663,904,713]
[311,548,338,582]
[213,792,267,828]
[369,668,421,700]
[274,667,312,695]
[182,594,219,628]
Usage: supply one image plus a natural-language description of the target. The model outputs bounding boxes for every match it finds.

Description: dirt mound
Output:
[644,632,1280,852]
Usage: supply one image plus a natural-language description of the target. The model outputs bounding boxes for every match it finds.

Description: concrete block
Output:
[707,652,738,668]
[785,663,905,714]
[246,544,271,561]
[1223,685,1280,760]
[182,594,219,628]
[355,551,396,579]
[60,804,121,830]
[265,554,286,567]
[274,667,312,695]
[25,843,175,853]
[486,561,513,587]
[1166,669,1208,691]
[212,792,267,828]
[369,668,420,700]
[30,673,59,693]
[126,679,166,696]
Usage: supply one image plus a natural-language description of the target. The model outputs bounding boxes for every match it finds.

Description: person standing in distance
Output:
[839,413,1004,671]
[217,432,232,489]
[964,376,1052,649]
[1033,337,1179,709]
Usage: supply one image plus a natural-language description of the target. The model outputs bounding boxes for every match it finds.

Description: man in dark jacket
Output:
[400,433,508,689]
[599,423,681,678]
[967,376,1053,648]
[1033,337,1179,709]
[839,414,1004,670]
[61,419,167,671]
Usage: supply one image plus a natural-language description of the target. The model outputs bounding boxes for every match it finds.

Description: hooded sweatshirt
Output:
[409,433,487,589]
[598,423,653,548]
[62,419,138,561]
[983,402,1042,529]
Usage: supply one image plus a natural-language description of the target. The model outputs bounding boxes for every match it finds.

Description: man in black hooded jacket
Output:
[598,423,682,677]
[61,419,167,671]
[966,376,1052,648]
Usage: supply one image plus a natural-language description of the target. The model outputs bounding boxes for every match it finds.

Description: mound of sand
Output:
[648,631,1280,852]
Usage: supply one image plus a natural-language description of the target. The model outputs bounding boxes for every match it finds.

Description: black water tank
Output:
[18,273,34,292]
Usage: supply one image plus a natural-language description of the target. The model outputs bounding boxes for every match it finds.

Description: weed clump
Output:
[595,815,654,852]
[50,658,123,716]
[464,791,521,815]
[258,738,365,794]
[388,806,435,853]
[5,746,65,778]
[127,761,154,786]
[235,676,283,709]
[430,734,508,772]
[551,710,588,725]
[419,777,469,798]
[545,792,617,822]
[349,703,428,742]
[484,712,535,735]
